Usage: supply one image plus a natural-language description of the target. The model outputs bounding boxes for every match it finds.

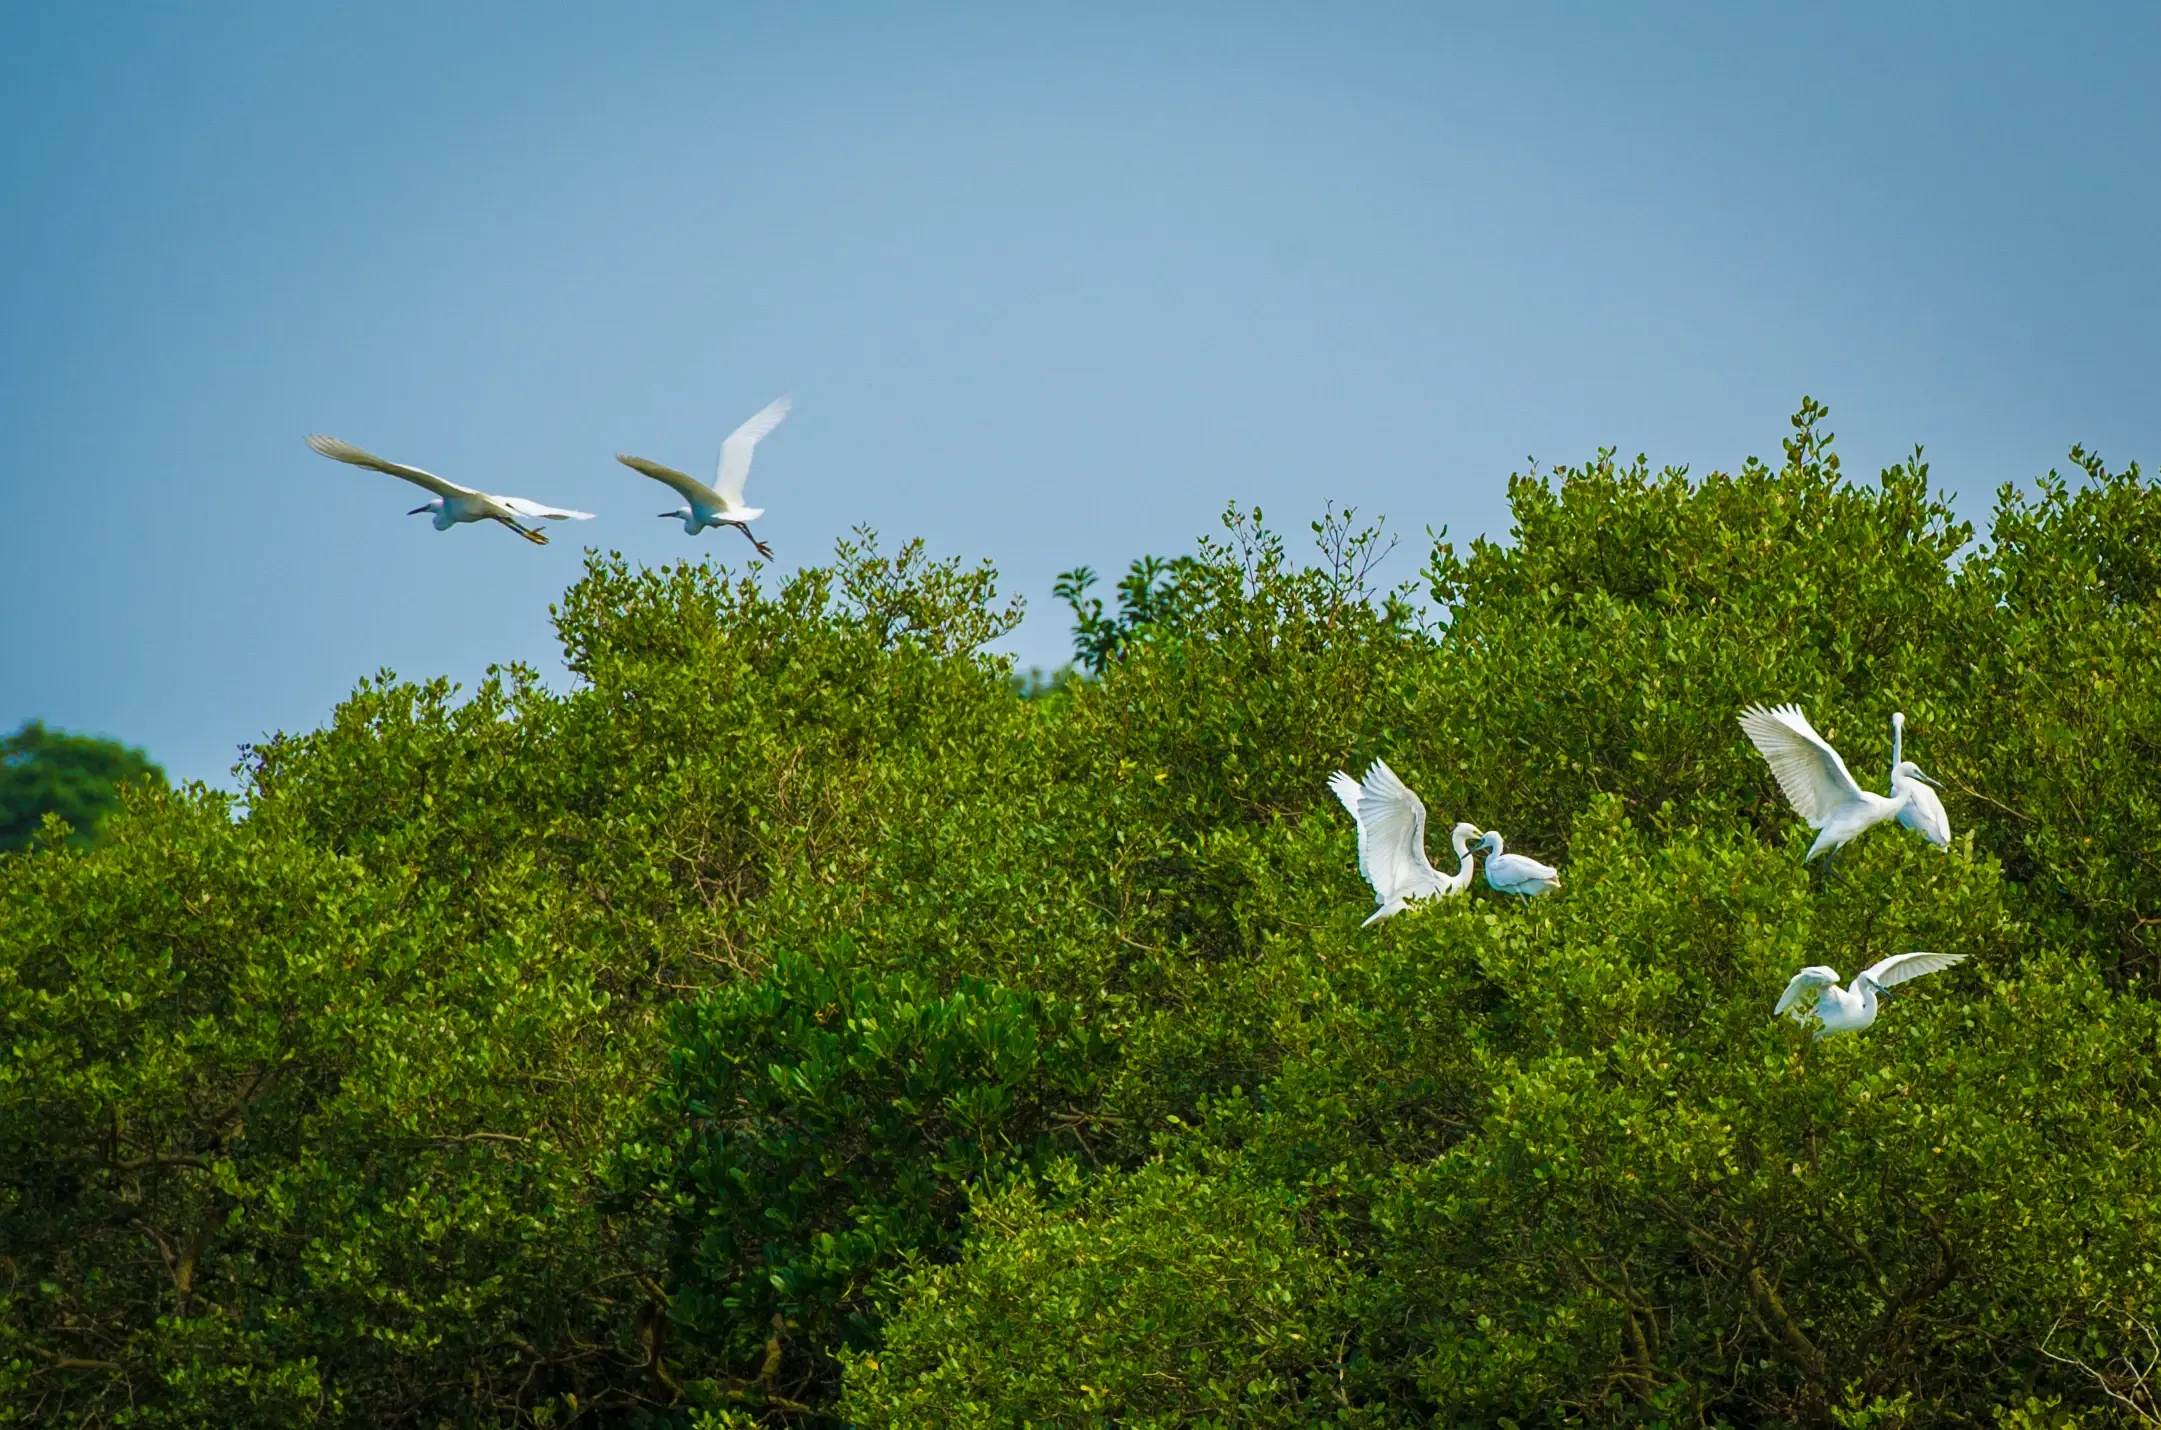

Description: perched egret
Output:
[1891,712,1952,848]
[617,395,792,559]
[306,436,594,545]
[1472,831,1561,896]
[1327,761,1478,926]
[1738,703,1945,861]
[1774,952,1968,1039]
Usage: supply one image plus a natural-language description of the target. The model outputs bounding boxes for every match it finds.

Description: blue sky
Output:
[5,2,2157,787]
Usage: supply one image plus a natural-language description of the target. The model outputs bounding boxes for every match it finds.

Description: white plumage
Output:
[306,435,594,545]
[1774,952,1968,1038]
[619,395,792,558]
[1891,712,1952,847]
[1473,830,1562,896]
[1738,703,1945,861]
[1328,761,1478,926]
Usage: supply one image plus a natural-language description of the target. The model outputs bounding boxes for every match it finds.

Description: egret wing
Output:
[1739,703,1867,825]
[1359,760,1442,901]
[1897,783,1952,847]
[714,395,792,505]
[499,496,596,521]
[1775,965,1842,1017]
[617,454,715,506]
[307,435,472,499]
[1858,951,1967,989]
[1327,771,1373,887]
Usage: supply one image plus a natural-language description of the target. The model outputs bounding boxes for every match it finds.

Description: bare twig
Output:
[1947,777,2037,826]
[2039,1311,2161,1424]
[110,1154,210,1174]
[27,1345,119,1372]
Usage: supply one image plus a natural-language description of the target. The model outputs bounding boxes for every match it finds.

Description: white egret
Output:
[1891,712,1952,848]
[1327,761,1478,926]
[1774,952,1968,1039]
[1738,703,1945,861]
[1472,831,1562,896]
[306,436,594,545]
[617,395,791,559]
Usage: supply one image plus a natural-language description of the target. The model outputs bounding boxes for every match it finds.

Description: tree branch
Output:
[1749,1267,1827,1382]
[27,1345,118,1372]
[111,1153,211,1173]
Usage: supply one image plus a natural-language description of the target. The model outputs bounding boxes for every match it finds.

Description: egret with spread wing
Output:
[1472,830,1561,896]
[306,435,593,545]
[1774,952,1968,1038]
[618,395,791,559]
[1738,703,1944,861]
[1891,712,1952,848]
[1328,761,1478,926]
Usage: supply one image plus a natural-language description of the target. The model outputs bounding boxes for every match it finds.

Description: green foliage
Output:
[0,533,1038,1426]
[1054,553,1191,674]
[0,747,656,1425]
[1948,445,2161,980]
[1343,813,2158,1424]
[1408,398,1970,850]
[5,406,2160,1427]
[843,1162,1363,1427]
[0,720,165,853]
[644,953,1114,1410]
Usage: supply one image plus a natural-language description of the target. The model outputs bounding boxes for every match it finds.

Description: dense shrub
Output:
[640,953,1114,1412]
[4,407,2157,1426]
[843,1162,1363,1427]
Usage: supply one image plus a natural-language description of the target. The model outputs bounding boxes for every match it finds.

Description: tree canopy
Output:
[3,404,2157,1427]
[0,720,165,854]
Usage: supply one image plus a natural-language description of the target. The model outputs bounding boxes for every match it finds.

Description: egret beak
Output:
[658,511,679,518]
[1915,772,1945,789]
[408,504,431,515]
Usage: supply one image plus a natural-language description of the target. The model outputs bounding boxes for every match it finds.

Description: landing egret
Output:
[1472,831,1561,896]
[1774,952,1968,1039]
[1738,703,1945,861]
[306,436,594,545]
[617,395,791,558]
[1327,761,1478,926]
[1891,712,1952,848]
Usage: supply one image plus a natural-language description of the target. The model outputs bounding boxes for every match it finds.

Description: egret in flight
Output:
[306,436,594,545]
[1738,703,1945,861]
[617,395,792,559]
[1328,761,1478,926]
[1472,830,1562,896]
[1891,712,1951,848]
[1774,952,1968,1039]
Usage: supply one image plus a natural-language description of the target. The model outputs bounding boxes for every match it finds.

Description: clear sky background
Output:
[5,2,2157,787]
